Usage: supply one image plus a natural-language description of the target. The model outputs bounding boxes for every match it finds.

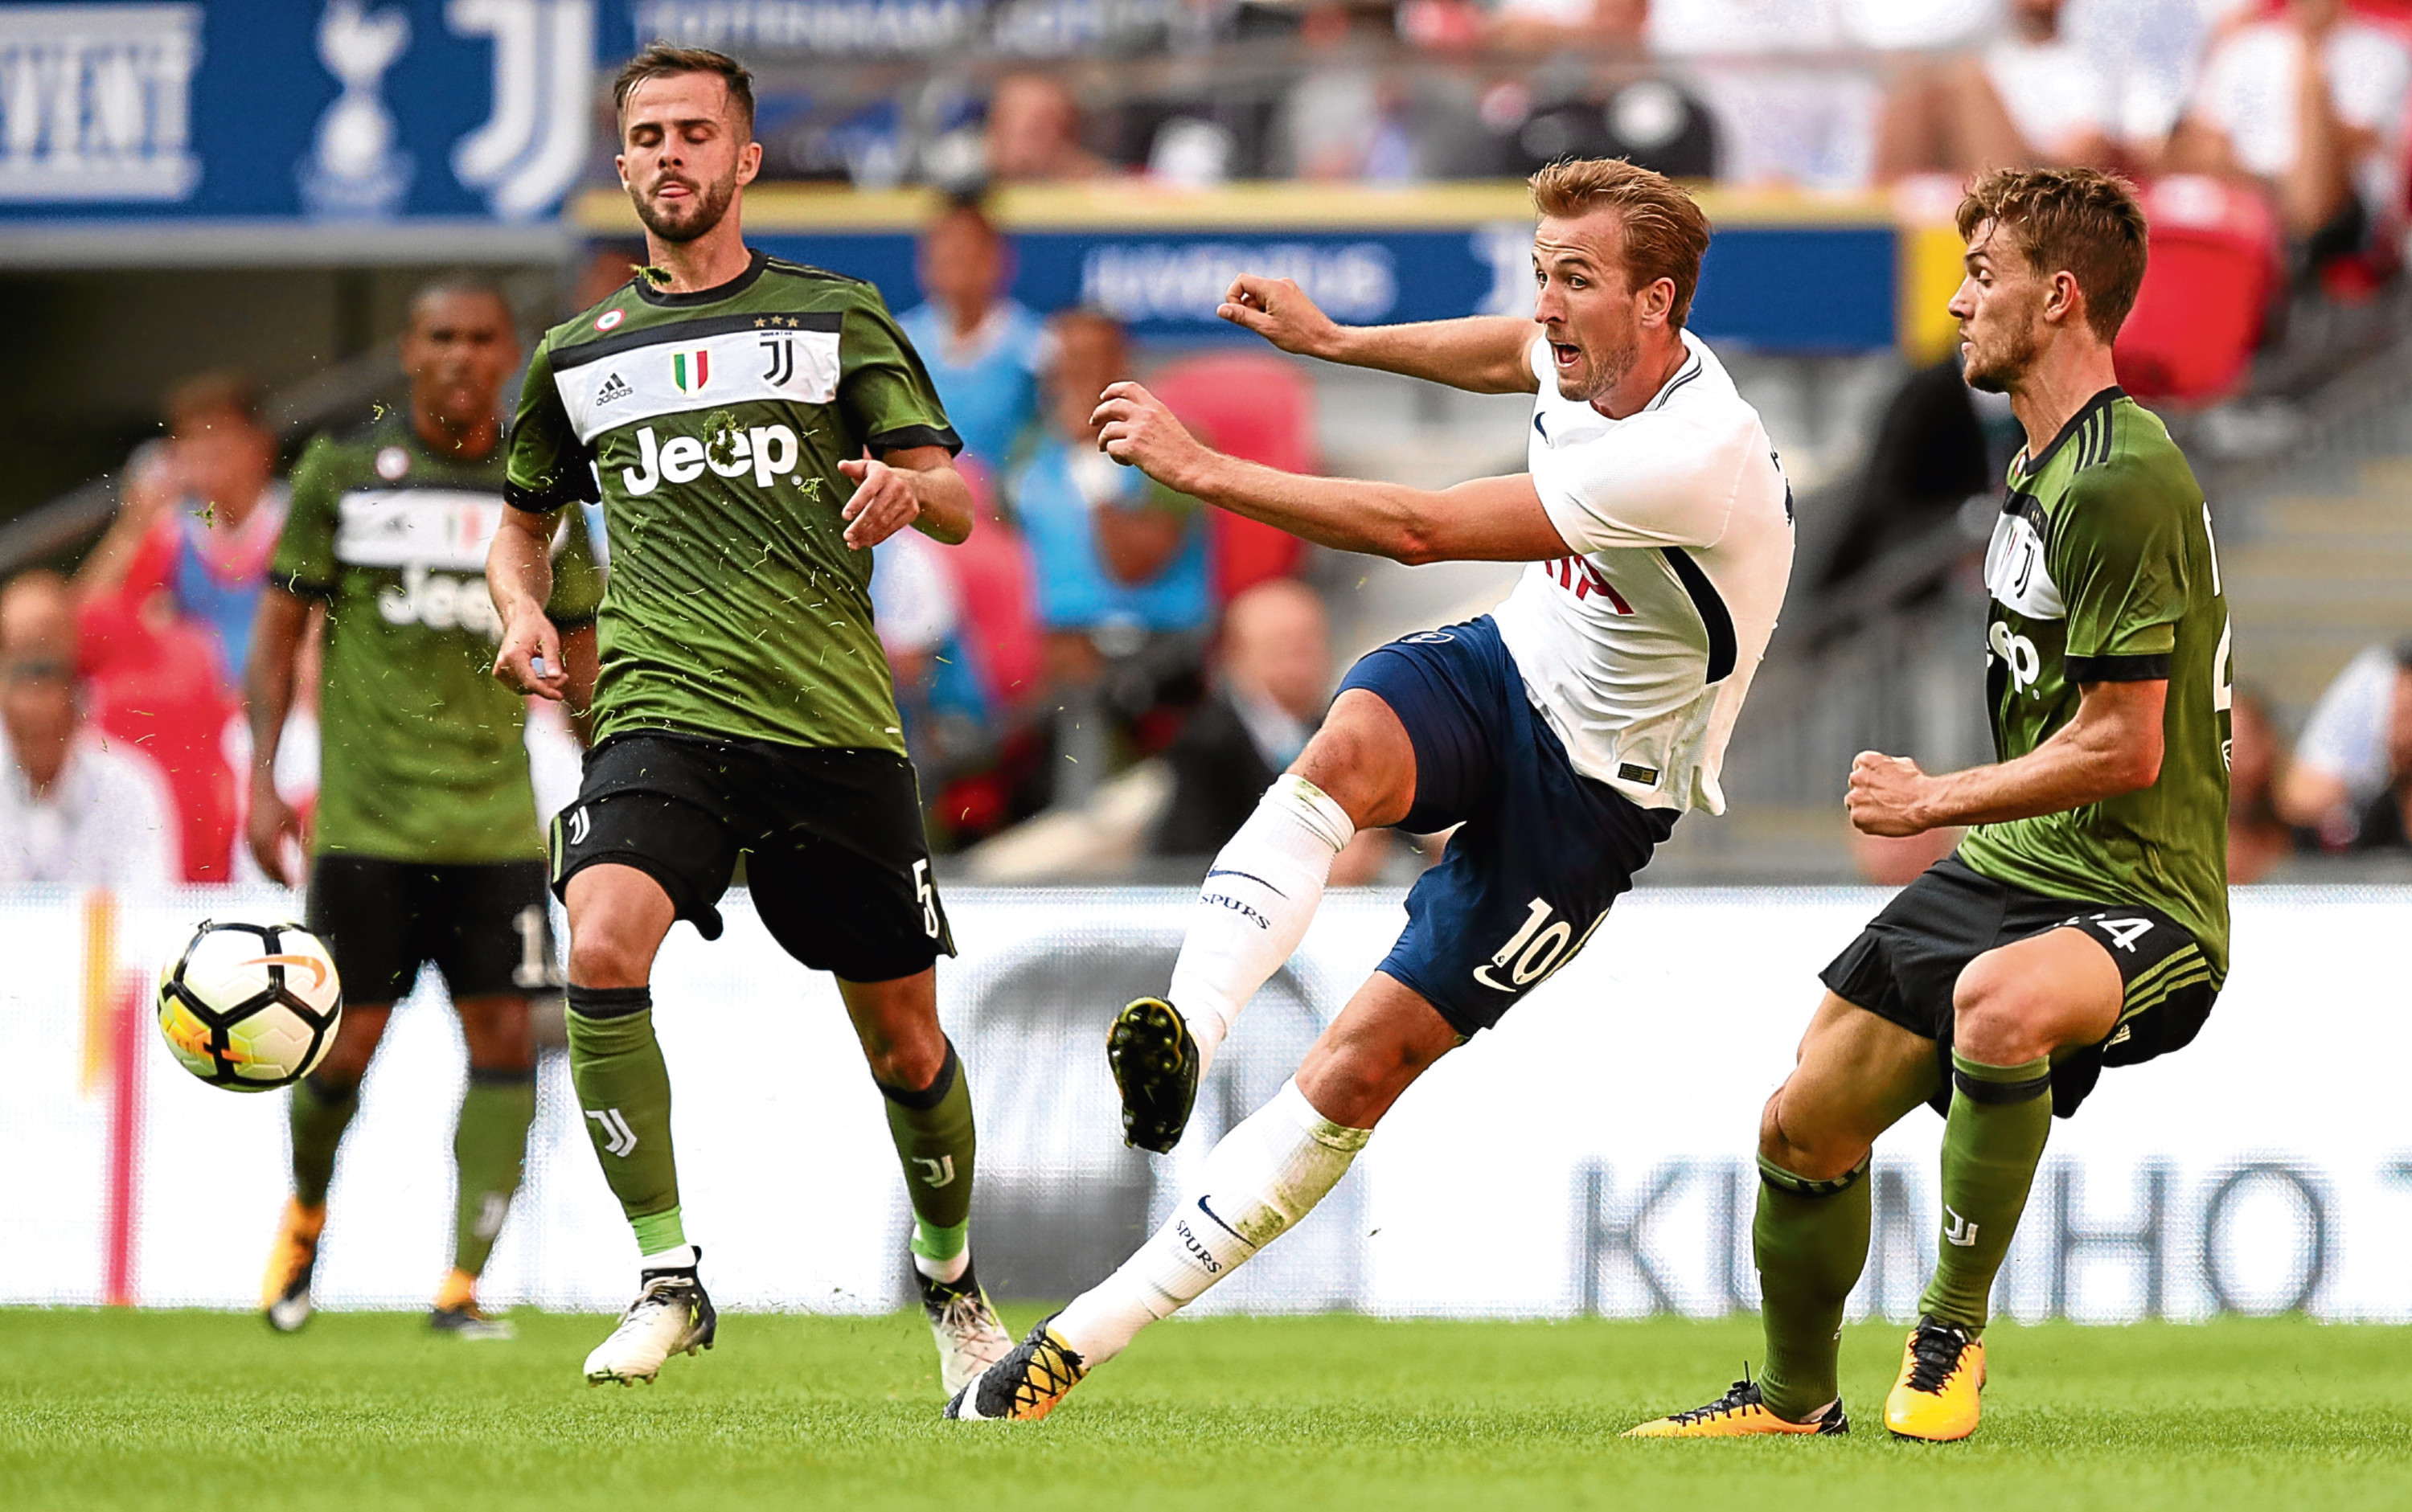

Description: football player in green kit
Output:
[488,44,1010,1393]
[1635,168,2230,1443]
[249,275,604,1338]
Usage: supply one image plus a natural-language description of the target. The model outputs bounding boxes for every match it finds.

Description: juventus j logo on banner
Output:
[585,1107,638,1158]
[448,0,594,221]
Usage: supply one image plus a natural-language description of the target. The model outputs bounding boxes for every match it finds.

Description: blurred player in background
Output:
[248,276,603,1338]
[1636,169,2230,1443]
[490,45,1007,1393]
[948,158,1796,1421]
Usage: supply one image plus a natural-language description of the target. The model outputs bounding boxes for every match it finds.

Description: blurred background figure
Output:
[2276,638,2412,852]
[900,199,1045,473]
[2226,685,2295,883]
[2169,0,2412,277]
[77,373,285,685]
[1011,309,1212,809]
[0,572,175,889]
[1151,577,1389,883]
[987,74,1108,182]
[1875,0,2130,181]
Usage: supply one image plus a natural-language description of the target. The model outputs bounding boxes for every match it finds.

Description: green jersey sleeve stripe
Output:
[2065,652,2171,682]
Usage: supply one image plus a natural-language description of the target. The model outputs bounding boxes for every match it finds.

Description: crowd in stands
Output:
[877,200,1317,853]
[769,0,2412,281]
[13,0,2412,884]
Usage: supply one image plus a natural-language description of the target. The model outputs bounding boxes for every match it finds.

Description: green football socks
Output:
[566,986,687,1257]
[1919,1051,2053,1332]
[451,1068,536,1276]
[880,1039,976,1277]
[289,1072,360,1208]
[1754,1153,1871,1423]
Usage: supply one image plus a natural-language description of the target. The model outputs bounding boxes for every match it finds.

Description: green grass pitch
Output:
[3,1309,2406,1511]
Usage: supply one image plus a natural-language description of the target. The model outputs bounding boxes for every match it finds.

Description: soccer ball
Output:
[156,918,343,1092]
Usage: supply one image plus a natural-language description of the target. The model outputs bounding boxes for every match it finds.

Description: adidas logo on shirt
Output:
[595,372,633,407]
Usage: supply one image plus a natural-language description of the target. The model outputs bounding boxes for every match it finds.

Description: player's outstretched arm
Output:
[1219,274,1539,396]
[837,445,974,551]
[487,506,568,702]
[1845,679,2168,836]
[240,586,313,885]
[1094,381,1566,564]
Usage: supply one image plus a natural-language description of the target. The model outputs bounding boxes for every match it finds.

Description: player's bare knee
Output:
[1951,958,2053,1062]
[567,932,651,991]
[1295,1038,1396,1127]
[861,1026,946,1092]
[1761,1092,1861,1183]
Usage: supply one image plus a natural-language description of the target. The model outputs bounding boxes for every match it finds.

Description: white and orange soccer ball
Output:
[156,918,343,1092]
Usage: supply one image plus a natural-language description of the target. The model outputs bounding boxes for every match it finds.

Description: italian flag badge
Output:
[672,349,711,392]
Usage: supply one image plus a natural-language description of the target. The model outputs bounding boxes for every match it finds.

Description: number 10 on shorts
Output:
[1474,898,1595,993]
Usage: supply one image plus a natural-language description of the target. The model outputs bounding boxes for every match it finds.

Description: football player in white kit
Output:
[947,158,1796,1421]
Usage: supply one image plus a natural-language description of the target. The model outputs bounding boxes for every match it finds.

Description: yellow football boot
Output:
[260,1199,326,1334]
[1626,1373,1848,1437]
[429,1268,515,1339]
[1885,1317,1987,1441]
[943,1315,1089,1422]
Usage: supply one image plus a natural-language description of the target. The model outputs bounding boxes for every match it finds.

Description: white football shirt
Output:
[1489,330,1795,815]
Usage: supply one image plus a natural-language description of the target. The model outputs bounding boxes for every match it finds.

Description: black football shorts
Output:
[1820,854,2222,1118]
[306,857,560,1007]
[549,731,954,983]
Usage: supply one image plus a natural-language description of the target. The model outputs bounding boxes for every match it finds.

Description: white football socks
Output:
[1169,775,1355,1074]
[913,1244,971,1285]
[640,1244,696,1274]
[1049,1080,1370,1367]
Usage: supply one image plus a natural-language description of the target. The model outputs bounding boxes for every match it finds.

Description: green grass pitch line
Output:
[1,1310,2406,1511]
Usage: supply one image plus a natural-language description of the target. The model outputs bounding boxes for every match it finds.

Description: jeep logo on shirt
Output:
[379,563,503,637]
[621,423,802,495]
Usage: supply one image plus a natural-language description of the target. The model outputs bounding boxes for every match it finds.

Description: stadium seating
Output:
[2113,175,2279,404]
[1146,352,1314,601]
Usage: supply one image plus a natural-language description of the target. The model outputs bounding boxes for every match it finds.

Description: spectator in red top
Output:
[78,372,288,686]
[68,372,285,883]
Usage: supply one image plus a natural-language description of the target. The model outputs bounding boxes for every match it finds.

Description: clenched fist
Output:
[1091,381,1210,491]
[1846,750,1935,837]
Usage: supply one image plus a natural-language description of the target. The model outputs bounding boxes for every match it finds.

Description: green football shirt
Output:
[273,410,605,863]
[1956,387,2233,973]
[504,250,960,753]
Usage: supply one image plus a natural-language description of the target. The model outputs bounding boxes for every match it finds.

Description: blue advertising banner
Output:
[754,223,1897,351]
[0,0,595,225]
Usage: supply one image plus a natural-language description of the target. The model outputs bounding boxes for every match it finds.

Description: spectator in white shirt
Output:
[2168,0,2412,252]
[0,572,177,889]
[2276,640,2412,850]
[1877,0,2131,182]
[1645,0,1881,189]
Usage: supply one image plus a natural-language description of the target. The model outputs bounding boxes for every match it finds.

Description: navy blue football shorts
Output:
[1335,615,1677,1037]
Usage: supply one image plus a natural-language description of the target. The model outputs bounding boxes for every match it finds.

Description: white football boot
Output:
[584,1250,716,1386]
[917,1259,1012,1395]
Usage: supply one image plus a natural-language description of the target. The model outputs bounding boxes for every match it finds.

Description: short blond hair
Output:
[1529,158,1713,326]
